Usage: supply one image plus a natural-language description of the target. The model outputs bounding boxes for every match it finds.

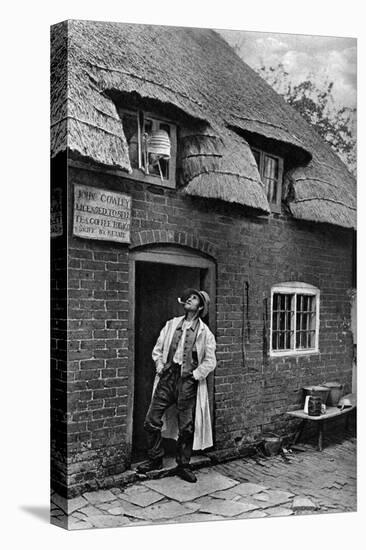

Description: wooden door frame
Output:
[126,245,217,455]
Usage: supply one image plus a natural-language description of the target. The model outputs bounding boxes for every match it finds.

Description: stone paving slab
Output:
[239,489,294,510]
[74,504,107,517]
[70,511,88,521]
[265,506,294,517]
[194,496,259,517]
[51,493,68,513]
[166,512,224,524]
[237,510,267,519]
[292,496,318,511]
[253,489,294,502]
[67,496,89,514]
[119,500,200,521]
[68,518,94,530]
[210,488,243,502]
[108,506,132,516]
[83,490,116,505]
[98,499,148,517]
[96,499,121,511]
[118,485,165,507]
[232,482,269,496]
[212,482,268,500]
[143,470,238,502]
[86,514,131,529]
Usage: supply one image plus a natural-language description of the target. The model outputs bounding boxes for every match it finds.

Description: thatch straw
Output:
[184,173,269,212]
[51,20,356,229]
[179,125,269,212]
[51,21,131,171]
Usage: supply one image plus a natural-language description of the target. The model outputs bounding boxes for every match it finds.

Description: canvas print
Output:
[50,20,357,530]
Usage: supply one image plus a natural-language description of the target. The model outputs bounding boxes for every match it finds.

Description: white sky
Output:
[219,29,357,110]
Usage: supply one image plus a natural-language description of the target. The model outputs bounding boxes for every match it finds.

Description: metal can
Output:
[308,396,322,416]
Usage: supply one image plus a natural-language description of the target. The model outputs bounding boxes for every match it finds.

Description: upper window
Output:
[119,109,177,188]
[252,148,284,212]
[270,282,320,356]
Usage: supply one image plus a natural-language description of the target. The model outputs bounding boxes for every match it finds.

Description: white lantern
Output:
[146,129,171,159]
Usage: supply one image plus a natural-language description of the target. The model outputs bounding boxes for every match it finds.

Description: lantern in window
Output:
[147,129,171,159]
[144,129,171,180]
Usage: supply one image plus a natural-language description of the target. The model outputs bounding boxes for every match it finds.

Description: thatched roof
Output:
[179,125,268,211]
[51,20,356,228]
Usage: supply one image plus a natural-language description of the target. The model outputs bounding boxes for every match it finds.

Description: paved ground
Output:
[51,433,356,530]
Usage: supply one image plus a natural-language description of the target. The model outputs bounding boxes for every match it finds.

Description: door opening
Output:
[132,260,207,460]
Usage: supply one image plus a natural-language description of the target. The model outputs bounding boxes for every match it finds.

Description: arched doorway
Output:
[127,245,216,461]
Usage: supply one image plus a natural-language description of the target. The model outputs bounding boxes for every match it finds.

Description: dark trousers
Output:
[144,363,197,467]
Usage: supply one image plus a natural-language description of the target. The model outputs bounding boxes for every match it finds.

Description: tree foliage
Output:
[257,64,356,176]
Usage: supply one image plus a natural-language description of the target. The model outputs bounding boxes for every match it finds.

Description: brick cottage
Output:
[51,21,356,497]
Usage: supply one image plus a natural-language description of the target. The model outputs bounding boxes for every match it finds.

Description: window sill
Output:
[269,349,320,359]
[124,168,176,189]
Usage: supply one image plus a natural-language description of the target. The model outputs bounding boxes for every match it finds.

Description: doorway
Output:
[129,246,216,461]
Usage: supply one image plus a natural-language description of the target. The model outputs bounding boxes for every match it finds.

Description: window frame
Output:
[269,282,320,357]
[252,147,284,212]
[118,108,177,189]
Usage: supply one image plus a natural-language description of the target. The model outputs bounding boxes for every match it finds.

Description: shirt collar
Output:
[182,317,200,331]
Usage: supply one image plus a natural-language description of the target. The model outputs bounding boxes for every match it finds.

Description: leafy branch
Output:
[257,63,356,176]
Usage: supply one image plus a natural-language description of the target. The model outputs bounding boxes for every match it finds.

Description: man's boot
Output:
[176,466,197,483]
[136,457,163,474]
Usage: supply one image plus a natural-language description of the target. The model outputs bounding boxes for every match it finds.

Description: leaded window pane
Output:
[295,294,316,349]
[263,155,279,204]
[122,112,139,168]
[272,293,294,351]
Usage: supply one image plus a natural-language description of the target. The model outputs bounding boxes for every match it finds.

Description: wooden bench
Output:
[286,405,356,451]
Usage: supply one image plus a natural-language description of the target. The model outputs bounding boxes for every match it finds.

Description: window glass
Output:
[121,112,139,168]
[263,155,279,204]
[296,294,316,349]
[272,293,294,351]
[253,149,261,168]
[157,123,170,179]
[251,149,282,208]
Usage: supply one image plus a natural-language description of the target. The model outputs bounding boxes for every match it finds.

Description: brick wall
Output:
[51,155,68,496]
[59,162,354,495]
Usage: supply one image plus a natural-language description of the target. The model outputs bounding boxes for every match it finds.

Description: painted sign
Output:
[73,184,131,243]
[51,188,63,237]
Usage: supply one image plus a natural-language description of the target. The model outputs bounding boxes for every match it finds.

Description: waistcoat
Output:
[166,318,200,375]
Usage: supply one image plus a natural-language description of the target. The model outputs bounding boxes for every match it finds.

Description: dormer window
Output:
[119,109,177,189]
[252,148,284,212]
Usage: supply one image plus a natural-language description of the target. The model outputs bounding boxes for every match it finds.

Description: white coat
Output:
[151,316,217,450]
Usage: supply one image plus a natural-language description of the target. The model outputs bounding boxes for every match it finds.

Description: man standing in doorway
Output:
[137,289,216,483]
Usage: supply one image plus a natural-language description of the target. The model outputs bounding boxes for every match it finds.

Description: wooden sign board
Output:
[73,184,131,243]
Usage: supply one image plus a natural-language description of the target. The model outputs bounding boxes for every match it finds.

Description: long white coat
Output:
[151,316,217,450]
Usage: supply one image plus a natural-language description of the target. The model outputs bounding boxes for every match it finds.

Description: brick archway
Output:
[130,229,218,259]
